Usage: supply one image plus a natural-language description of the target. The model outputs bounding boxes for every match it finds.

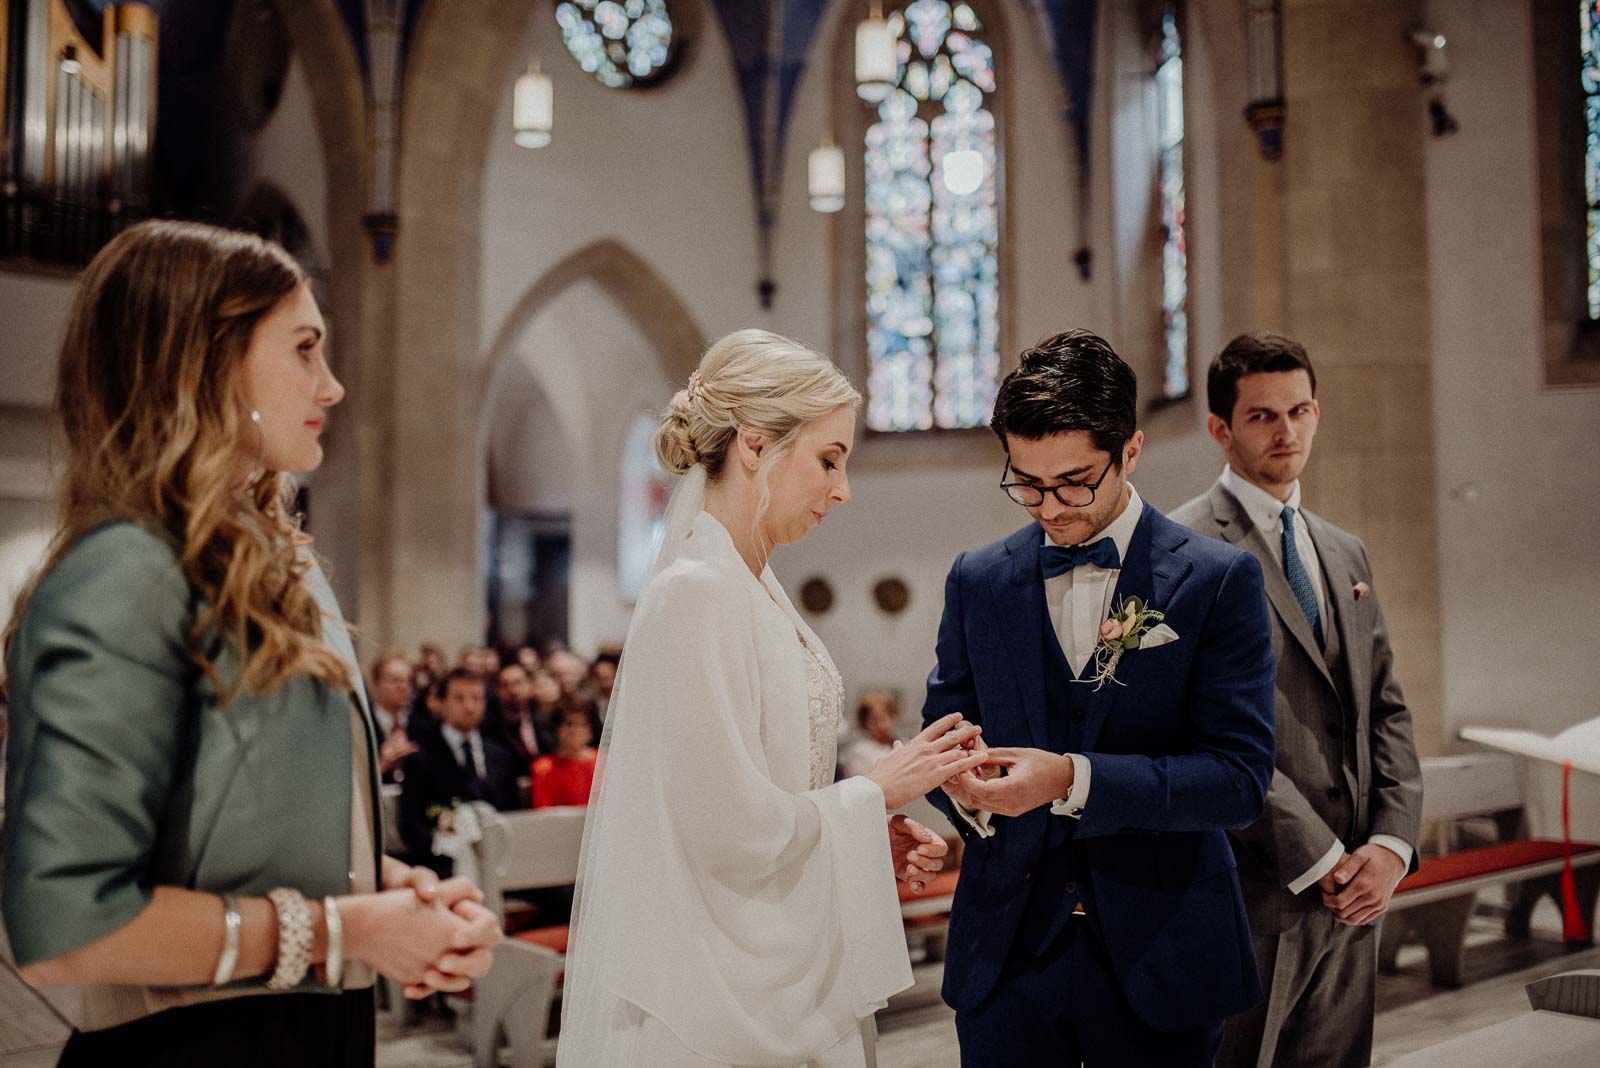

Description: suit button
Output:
[1064,882,1077,895]
[1326,722,1341,737]
[1327,787,1341,802]
[1023,866,1034,881]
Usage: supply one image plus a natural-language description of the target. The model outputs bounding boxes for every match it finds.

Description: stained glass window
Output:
[555,0,675,89]
[864,1,1000,432]
[1156,6,1189,399]
[1582,0,1600,317]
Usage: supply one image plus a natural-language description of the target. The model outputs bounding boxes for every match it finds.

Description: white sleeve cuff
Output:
[1048,754,1092,819]
[1368,834,1414,872]
[952,799,995,838]
[1288,839,1345,895]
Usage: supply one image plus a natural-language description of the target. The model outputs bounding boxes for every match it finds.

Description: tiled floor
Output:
[6,899,1594,1067]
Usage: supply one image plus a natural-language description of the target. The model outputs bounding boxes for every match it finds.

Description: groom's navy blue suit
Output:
[924,504,1276,1063]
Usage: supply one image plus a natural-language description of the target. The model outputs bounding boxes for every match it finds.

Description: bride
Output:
[556,330,985,1066]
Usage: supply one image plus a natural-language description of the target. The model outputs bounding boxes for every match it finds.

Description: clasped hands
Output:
[371,860,503,999]
[1317,844,1406,926]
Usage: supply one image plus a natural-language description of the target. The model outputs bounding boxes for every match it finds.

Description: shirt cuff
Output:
[1288,839,1345,896]
[952,799,995,838]
[1368,834,1414,872]
[1048,754,1091,819]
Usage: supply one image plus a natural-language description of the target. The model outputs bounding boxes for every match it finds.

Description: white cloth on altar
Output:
[556,510,910,1066]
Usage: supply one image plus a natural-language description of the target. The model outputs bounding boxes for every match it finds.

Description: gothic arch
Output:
[482,238,707,391]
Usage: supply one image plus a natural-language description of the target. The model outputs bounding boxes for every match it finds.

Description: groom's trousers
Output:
[953,916,1224,1067]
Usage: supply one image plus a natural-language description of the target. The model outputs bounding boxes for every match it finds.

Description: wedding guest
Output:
[586,653,618,722]
[515,645,541,675]
[370,653,419,783]
[840,690,902,779]
[492,662,554,763]
[529,666,564,729]
[530,703,600,808]
[399,668,524,877]
[418,643,448,679]
[546,649,590,697]
[1173,333,1422,1068]
[1,220,498,1065]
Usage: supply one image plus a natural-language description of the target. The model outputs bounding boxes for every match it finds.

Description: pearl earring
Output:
[247,410,265,486]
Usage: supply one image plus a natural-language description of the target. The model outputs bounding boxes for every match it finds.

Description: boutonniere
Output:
[1353,581,1372,601]
[1079,595,1179,690]
[427,799,467,835]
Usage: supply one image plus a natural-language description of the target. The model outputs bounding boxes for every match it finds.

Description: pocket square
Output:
[1353,581,1372,601]
[1138,623,1180,649]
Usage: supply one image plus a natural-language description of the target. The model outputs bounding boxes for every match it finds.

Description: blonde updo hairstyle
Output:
[654,329,861,528]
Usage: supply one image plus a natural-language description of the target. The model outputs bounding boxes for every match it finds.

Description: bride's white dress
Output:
[555,509,912,1066]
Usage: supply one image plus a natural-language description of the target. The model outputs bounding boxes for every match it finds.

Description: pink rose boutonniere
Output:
[1078,595,1179,690]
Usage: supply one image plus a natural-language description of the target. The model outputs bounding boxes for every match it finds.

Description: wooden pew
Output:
[469,806,586,1068]
[1380,754,1600,987]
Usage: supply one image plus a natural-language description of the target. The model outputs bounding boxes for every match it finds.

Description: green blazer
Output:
[2,521,383,973]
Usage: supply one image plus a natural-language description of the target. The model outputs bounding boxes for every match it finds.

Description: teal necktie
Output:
[1280,505,1323,646]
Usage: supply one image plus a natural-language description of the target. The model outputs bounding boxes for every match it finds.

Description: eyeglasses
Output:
[1000,455,1117,508]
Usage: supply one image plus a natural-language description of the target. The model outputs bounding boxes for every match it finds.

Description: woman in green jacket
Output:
[2,220,499,1066]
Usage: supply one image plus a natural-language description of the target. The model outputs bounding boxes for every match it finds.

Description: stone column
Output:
[385,0,531,655]
[1280,0,1443,755]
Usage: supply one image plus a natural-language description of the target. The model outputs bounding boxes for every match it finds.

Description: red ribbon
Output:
[1561,760,1589,943]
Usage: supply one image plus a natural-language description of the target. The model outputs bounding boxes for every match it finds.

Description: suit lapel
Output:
[1208,484,1335,692]
[1305,511,1369,717]
[1080,508,1192,752]
[995,527,1050,750]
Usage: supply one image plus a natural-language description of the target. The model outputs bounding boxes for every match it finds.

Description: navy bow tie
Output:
[1040,538,1121,578]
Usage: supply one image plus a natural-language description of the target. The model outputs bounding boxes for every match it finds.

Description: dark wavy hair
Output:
[989,330,1138,458]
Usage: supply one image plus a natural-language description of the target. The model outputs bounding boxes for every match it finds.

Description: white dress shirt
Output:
[1216,467,1413,890]
[440,723,487,778]
[372,703,400,740]
[1219,465,1328,627]
[956,489,1146,838]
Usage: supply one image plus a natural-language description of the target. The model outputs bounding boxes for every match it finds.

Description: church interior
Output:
[1,0,1599,1064]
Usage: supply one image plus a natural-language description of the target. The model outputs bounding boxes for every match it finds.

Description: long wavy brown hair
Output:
[3,220,351,701]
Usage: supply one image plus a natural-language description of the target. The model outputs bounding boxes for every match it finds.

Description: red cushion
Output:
[898,868,960,903]
[1396,839,1600,894]
[512,924,570,954]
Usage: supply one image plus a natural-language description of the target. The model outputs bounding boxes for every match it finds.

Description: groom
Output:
[923,331,1276,1065]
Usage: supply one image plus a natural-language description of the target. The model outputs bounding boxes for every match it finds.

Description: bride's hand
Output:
[865,713,987,810]
[888,814,948,894]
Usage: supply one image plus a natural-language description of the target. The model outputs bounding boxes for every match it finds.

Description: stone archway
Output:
[481,237,707,388]
[470,239,705,657]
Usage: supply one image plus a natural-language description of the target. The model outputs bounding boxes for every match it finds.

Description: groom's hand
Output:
[940,734,999,812]
[960,748,1076,818]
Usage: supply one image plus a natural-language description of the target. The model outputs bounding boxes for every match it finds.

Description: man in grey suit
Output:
[1171,333,1423,1068]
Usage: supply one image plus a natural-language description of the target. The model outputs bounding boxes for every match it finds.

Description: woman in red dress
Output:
[530,700,599,808]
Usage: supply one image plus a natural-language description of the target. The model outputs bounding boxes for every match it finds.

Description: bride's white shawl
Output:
[557,512,911,1064]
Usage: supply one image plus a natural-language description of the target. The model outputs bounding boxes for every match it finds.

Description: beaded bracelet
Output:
[265,887,313,991]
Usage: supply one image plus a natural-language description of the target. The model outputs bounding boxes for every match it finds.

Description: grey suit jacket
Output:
[1171,481,1422,930]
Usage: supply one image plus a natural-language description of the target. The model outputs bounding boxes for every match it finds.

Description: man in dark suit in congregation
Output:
[1172,333,1423,1068]
[399,666,524,876]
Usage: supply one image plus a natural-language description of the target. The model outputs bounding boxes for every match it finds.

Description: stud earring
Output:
[247,410,265,486]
